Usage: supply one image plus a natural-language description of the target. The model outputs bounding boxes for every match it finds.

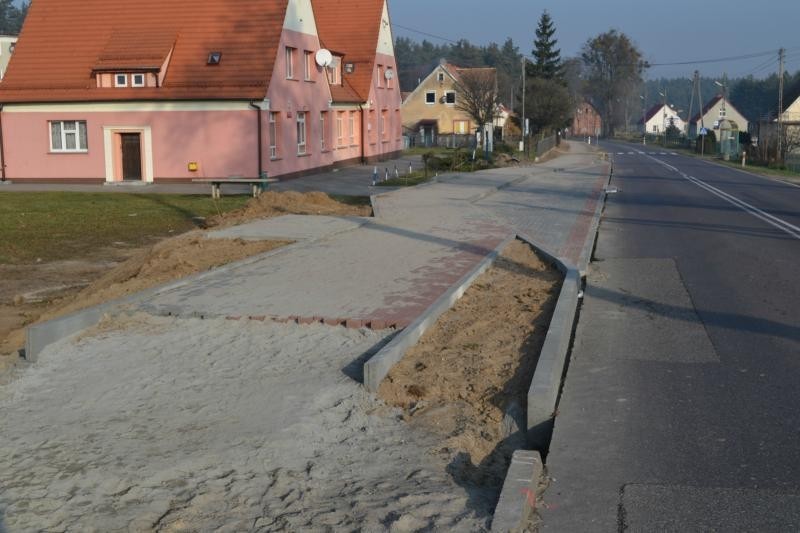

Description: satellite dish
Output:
[384,69,394,80]
[316,49,333,68]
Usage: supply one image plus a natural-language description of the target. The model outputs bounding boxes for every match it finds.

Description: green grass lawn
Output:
[0,192,250,264]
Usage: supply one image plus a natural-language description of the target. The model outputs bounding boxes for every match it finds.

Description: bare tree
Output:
[453,67,499,152]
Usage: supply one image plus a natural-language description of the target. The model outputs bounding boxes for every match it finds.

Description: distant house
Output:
[688,95,749,138]
[638,103,685,135]
[571,101,601,137]
[0,35,17,80]
[0,0,402,183]
[401,60,496,147]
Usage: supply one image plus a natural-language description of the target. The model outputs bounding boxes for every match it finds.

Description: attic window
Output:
[437,72,445,82]
[114,73,128,87]
[344,63,355,74]
[207,52,222,65]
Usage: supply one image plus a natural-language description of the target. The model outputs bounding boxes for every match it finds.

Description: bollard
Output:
[372,166,378,186]
[384,168,389,181]
[408,163,413,175]
[394,165,399,178]
[742,152,747,168]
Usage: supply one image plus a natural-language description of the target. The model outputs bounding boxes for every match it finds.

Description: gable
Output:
[284,0,318,35]
[376,1,394,56]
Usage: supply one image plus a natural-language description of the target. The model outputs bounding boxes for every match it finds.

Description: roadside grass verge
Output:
[0,192,250,264]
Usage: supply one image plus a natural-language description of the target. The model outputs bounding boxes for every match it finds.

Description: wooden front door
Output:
[120,133,142,181]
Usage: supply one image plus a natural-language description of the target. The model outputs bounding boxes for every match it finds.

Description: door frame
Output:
[103,126,153,183]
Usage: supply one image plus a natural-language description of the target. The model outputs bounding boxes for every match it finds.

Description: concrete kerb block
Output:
[526,268,581,450]
[577,162,614,276]
[363,233,516,392]
[24,239,309,362]
[491,449,543,532]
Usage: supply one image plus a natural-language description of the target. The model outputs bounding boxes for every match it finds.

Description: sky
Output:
[389,0,800,80]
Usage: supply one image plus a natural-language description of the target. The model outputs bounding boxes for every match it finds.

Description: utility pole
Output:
[778,47,786,163]
[521,56,526,154]
[660,88,668,147]
[686,71,698,139]
[698,70,706,156]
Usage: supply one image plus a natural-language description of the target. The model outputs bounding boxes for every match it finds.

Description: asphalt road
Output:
[541,141,800,531]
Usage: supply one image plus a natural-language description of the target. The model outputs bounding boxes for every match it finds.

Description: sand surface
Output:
[379,240,562,492]
[0,315,494,531]
[0,191,369,375]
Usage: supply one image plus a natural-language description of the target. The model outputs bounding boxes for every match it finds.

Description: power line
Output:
[392,23,459,44]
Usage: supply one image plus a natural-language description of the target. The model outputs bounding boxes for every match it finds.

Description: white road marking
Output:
[646,154,800,240]
[628,152,635,155]
[617,152,625,155]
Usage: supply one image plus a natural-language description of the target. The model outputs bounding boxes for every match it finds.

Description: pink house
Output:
[0,0,402,184]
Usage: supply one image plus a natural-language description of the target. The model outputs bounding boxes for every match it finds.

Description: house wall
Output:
[363,50,403,160]
[0,36,17,80]
[401,65,474,135]
[2,102,257,182]
[643,106,685,134]
[572,103,601,136]
[264,24,342,178]
[690,99,749,137]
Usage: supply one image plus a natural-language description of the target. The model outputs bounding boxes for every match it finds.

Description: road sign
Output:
[700,127,709,136]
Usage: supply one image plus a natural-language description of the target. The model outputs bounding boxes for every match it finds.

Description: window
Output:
[296,112,307,155]
[207,52,222,65]
[369,110,376,144]
[454,120,469,134]
[320,111,328,151]
[376,64,383,88]
[285,47,296,79]
[445,91,456,105]
[269,112,279,159]
[326,56,342,85]
[336,111,345,147]
[652,125,658,133]
[50,120,88,152]
[437,71,445,82]
[114,73,128,87]
[425,91,436,105]
[349,111,356,145]
[381,109,388,140]
[132,73,145,87]
[304,50,313,81]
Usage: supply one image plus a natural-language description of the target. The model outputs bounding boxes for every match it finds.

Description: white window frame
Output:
[114,73,128,87]
[50,120,88,153]
[381,110,387,140]
[320,111,327,151]
[425,91,436,105]
[349,112,355,145]
[437,71,445,82]
[269,112,279,159]
[285,47,295,79]
[445,91,456,105]
[376,64,383,88]
[131,73,145,87]
[304,50,313,81]
[336,112,345,147]
[296,111,307,155]
[326,56,342,85]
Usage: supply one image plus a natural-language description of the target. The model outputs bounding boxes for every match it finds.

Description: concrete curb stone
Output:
[491,450,543,532]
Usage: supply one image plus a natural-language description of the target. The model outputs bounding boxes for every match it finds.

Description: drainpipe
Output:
[249,101,264,178]
[358,103,366,164]
[0,104,6,181]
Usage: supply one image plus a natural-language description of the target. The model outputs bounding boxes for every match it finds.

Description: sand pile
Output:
[378,239,562,488]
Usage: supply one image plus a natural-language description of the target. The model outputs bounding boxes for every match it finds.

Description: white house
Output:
[639,103,685,134]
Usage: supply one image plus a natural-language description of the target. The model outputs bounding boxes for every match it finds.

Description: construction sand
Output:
[0,191,370,375]
[0,315,494,531]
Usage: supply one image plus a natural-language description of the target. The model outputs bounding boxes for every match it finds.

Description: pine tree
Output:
[530,10,561,80]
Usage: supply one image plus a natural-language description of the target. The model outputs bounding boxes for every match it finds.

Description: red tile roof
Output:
[314,0,385,103]
[0,0,289,103]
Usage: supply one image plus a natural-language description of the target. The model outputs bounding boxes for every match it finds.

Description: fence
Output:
[536,134,558,157]
[404,132,476,150]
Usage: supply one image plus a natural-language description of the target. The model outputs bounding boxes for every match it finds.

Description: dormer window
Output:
[326,55,342,85]
[207,52,222,65]
[114,73,128,87]
[132,73,145,87]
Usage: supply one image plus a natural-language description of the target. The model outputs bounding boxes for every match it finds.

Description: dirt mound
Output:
[214,191,371,228]
[1,191,371,374]
[378,239,562,488]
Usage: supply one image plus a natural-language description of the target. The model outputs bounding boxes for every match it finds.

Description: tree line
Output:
[0,0,27,35]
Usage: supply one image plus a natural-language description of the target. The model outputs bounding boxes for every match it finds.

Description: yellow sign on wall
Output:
[188,162,199,172]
